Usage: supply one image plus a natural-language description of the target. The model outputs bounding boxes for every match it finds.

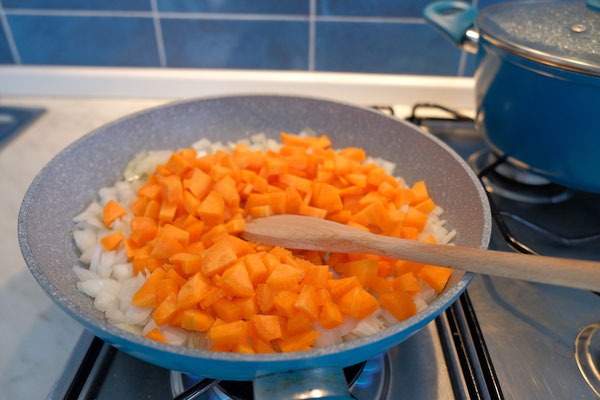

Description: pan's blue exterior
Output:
[426,1,600,193]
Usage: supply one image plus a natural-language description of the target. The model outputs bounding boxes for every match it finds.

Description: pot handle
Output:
[253,367,353,400]
[424,1,478,52]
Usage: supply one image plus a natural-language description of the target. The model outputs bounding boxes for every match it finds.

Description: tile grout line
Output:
[2,8,425,24]
[308,0,315,71]
[457,51,467,76]
[149,0,167,67]
[0,1,21,64]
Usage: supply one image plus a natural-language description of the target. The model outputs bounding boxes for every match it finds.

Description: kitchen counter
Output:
[0,97,171,399]
[0,72,474,398]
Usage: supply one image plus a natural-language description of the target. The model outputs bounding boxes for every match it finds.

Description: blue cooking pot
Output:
[425,0,600,193]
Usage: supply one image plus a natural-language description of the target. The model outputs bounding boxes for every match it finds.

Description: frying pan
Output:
[18,95,491,397]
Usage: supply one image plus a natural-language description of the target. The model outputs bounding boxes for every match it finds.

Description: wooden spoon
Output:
[242,214,600,291]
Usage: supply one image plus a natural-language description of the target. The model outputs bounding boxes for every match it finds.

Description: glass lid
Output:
[477,1,600,76]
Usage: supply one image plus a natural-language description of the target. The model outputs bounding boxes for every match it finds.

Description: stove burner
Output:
[468,149,573,204]
[170,355,390,400]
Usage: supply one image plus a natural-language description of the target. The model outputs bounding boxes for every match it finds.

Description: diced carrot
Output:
[232,343,255,354]
[167,152,193,176]
[252,315,283,342]
[144,200,161,221]
[219,261,255,297]
[278,330,320,352]
[415,198,435,214]
[100,231,124,251]
[295,285,319,320]
[212,298,243,322]
[244,253,268,286]
[122,238,139,261]
[200,236,238,277]
[287,312,313,335]
[225,218,245,234]
[423,235,438,244]
[155,279,179,304]
[320,301,344,329]
[256,283,276,313]
[379,291,417,322]
[396,260,424,275]
[208,320,248,346]
[392,272,420,295]
[273,290,299,317]
[298,204,327,219]
[377,260,395,278]
[410,181,429,205]
[418,265,452,293]
[150,236,185,259]
[103,200,127,228]
[169,253,202,276]
[401,226,419,241]
[329,276,361,299]
[371,277,393,294]
[153,294,178,325]
[158,201,177,223]
[337,259,378,288]
[201,224,228,248]
[303,264,330,289]
[251,205,274,218]
[159,175,184,205]
[266,264,303,292]
[185,221,205,243]
[183,169,212,200]
[253,338,276,353]
[145,328,167,343]
[197,190,225,226]
[394,188,415,208]
[131,197,149,216]
[234,296,258,319]
[177,272,211,309]
[165,268,186,287]
[200,286,225,310]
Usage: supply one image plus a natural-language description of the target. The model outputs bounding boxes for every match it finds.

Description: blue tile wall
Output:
[8,16,159,66]
[0,0,518,76]
[0,27,13,63]
[161,19,308,70]
[157,0,309,14]
[316,22,460,75]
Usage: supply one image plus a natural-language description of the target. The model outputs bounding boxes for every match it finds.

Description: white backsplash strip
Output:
[0,66,474,108]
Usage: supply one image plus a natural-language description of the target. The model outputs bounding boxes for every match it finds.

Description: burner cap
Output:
[469,150,573,204]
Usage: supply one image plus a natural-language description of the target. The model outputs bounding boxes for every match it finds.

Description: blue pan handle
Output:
[424,1,478,44]
[253,367,354,400]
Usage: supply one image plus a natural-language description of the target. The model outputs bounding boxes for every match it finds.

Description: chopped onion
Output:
[125,306,153,326]
[72,265,99,282]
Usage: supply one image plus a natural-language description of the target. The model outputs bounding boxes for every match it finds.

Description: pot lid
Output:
[477,1,600,76]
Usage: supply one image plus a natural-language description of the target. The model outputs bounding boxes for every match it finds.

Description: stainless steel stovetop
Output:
[48,105,600,400]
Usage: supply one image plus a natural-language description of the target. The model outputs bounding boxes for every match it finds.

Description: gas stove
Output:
[48,104,600,400]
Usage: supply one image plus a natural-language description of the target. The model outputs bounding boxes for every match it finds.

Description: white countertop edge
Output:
[0,65,474,108]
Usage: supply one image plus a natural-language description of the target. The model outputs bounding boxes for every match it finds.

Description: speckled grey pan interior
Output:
[18,95,491,379]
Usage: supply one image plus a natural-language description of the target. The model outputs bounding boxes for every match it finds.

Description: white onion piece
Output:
[98,187,118,206]
[77,279,103,298]
[94,290,119,313]
[89,246,102,273]
[115,181,136,206]
[72,265,99,282]
[379,308,399,327]
[161,326,189,346]
[79,247,96,264]
[337,316,358,337]
[413,294,429,313]
[97,251,116,278]
[113,263,133,281]
[115,322,143,336]
[73,229,97,253]
[419,281,438,303]
[352,314,384,338]
[125,306,153,326]
[73,201,102,222]
[142,319,158,336]
[314,329,341,349]
[118,276,145,313]
[106,305,126,324]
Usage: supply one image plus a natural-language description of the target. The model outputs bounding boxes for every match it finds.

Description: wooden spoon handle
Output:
[243,215,600,291]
